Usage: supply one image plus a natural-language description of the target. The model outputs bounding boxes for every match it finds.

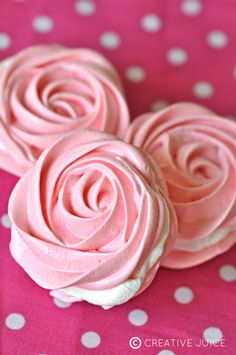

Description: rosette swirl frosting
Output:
[8,130,177,308]
[126,103,236,268]
[0,45,130,176]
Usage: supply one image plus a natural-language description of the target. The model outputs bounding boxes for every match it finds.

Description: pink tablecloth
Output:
[1,0,236,354]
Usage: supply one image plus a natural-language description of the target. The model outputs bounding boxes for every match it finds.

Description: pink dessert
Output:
[126,102,236,268]
[8,129,177,308]
[0,45,130,176]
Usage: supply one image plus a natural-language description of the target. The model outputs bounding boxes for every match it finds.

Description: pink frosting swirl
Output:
[126,103,236,268]
[8,129,177,308]
[0,45,130,176]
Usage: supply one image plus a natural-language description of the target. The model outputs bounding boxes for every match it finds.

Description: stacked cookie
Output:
[1,45,235,308]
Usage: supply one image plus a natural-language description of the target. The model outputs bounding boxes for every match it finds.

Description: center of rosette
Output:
[158,132,224,186]
[48,162,129,249]
[37,67,96,120]
[60,169,114,218]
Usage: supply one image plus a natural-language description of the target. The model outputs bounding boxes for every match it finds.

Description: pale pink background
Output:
[1,0,236,354]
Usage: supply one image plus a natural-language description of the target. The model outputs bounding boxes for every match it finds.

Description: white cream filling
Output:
[56,200,170,309]
[175,227,235,252]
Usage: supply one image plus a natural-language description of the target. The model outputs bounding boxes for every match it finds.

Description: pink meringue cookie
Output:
[8,129,177,308]
[0,45,130,176]
[126,102,236,269]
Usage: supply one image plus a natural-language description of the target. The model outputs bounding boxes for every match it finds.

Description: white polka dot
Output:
[158,351,175,355]
[32,16,54,33]
[181,0,202,16]
[100,32,121,49]
[219,265,236,282]
[126,66,146,83]
[203,327,223,344]
[5,313,25,330]
[128,309,148,326]
[0,33,11,50]
[207,31,228,49]
[193,81,214,98]
[53,297,72,308]
[81,331,101,348]
[1,214,11,228]
[75,0,96,16]
[151,100,169,112]
[141,14,162,33]
[174,287,194,304]
[167,48,188,66]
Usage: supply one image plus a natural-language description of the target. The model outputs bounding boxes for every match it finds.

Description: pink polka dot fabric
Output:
[1,0,236,354]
